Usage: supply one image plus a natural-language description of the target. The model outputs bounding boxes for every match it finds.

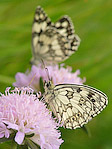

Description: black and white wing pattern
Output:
[44,82,108,129]
[55,16,80,55]
[31,6,80,65]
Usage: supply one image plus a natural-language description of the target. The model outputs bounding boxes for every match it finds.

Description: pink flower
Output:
[13,64,85,92]
[0,87,63,148]
[0,123,10,138]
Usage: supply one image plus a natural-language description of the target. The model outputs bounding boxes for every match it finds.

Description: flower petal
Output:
[0,133,5,138]
[13,64,85,92]
[15,131,25,145]
[0,87,63,147]
[0,123,10,138]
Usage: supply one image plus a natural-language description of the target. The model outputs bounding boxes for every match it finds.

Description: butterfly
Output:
[43,80,108,129]
[31,6,80,65]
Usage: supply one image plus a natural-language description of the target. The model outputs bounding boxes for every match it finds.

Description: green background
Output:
[0,0,112,148]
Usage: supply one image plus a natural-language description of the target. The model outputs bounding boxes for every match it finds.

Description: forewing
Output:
[31,6,52,64]
[50,84,108,129]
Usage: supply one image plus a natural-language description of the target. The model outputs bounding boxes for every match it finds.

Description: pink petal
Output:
[40,134,45,144]
[0,133,5,138]
[15,131,25,145]
[13,73,29,87]
[6,122,19,130]
[41,143,52,149]
[0,123,10,138]
[5,130,10,138]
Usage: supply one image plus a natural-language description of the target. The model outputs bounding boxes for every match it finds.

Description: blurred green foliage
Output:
[0,0,112,148]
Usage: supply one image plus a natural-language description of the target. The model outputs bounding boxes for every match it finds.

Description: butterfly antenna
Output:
[41,59,46,69]
[41,59,51,81]
[45,68,51,81]
[28,73,36,86]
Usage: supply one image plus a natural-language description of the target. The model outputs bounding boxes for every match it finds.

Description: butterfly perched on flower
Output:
[31,6,80,65]
[43,79,108,129]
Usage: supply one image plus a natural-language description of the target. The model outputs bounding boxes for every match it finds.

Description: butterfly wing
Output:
[55,16,80,55]
[31,6,80,65]
[32,26,71,63]
[46,84,108,129]
[31,6,52,64]
[55,16,75,38]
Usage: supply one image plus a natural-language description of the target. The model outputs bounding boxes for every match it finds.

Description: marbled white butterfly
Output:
[31,6,80,65]
[44,80,108,129]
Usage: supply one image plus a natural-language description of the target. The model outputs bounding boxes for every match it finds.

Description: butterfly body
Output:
[31,6,80,65]
[44,81,108,129]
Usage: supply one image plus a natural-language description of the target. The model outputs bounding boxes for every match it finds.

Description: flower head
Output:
[13,64,85,92]
[0,87,63,148]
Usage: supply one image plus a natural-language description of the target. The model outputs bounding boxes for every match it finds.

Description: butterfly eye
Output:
[46,83,49,87]
[46,82,50,88]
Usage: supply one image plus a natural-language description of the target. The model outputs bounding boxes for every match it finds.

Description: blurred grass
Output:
[0,0,112,148]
